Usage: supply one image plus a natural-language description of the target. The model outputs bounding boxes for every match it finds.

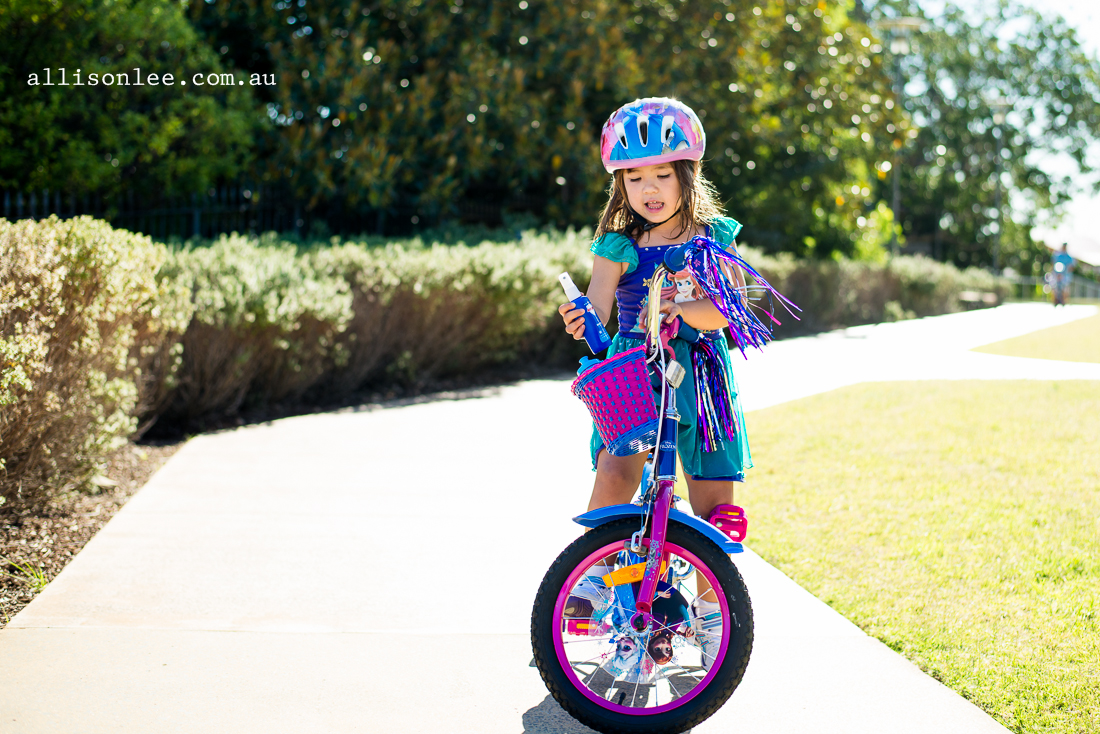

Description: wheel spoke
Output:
[657,660,689,702]
[629,661,644,707]
[641,641,665,707]
[571,650,612,668]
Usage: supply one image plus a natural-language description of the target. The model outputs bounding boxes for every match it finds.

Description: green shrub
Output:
[157,234,353,424]
[308,228,593,398]
[148,227,592,429]
[0,216,191,510]
[155,229,1009,429]
[742,249,1011,335]
[4,215,1014,493]
[891,256,1010,317]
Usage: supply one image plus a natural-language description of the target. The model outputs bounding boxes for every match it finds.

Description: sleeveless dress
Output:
[588,216,752,481]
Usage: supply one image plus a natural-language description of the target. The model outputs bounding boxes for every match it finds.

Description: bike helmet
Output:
[600,97,706,173]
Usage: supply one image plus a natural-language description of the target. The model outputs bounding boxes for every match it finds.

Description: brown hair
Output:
[594,158,724,242]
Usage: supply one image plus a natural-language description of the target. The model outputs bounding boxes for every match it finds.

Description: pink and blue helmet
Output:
[600,97,706,173]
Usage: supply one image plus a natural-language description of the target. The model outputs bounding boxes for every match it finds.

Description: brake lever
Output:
[659,316,680,357]
[657,317,686,388]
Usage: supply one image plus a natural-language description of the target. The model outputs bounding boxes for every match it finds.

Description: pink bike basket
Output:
[571,345,658,457]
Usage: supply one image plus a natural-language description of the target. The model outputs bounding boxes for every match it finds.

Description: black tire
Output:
[531,519,753,734]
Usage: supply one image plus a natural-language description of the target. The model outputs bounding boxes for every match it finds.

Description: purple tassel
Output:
[681,236,801,358]
[691,338,739,452]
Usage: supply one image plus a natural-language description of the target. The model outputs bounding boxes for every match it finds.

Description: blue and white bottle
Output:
[559,272,613,355]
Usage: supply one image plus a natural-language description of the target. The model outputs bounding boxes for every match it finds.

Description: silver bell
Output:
[664,359,686,388]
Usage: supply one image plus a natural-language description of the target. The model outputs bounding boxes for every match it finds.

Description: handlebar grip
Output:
[676,321,701,343]
[663,244,690,272]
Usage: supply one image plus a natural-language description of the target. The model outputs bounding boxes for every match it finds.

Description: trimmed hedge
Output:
[1,217,1010,508]
[307,231,592,399]
[742,247,1012,336]
[156,234,354,424]
[0,216,191,509]
[152,228,592,425]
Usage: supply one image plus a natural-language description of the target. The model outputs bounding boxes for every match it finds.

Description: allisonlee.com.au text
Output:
[26,68,276,87]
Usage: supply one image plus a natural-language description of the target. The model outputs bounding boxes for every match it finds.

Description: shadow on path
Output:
[521,694,698,734]
[521,695,598,733]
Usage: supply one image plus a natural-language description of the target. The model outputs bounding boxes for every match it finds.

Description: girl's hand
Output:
[559,301,586,340]
[638,299,677,332]
[659,300,684,324]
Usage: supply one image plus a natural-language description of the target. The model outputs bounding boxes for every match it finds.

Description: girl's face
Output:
[647,633,674,665]
[623,163,682,224]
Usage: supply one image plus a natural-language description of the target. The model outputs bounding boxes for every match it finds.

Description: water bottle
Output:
[559,273,613,355]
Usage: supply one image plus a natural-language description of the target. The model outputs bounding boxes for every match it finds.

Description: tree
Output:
[868,0,1100,273]
[182,0,904,251]
[183,0,638,231]
[616,0,903,256]
[0,0,257,198]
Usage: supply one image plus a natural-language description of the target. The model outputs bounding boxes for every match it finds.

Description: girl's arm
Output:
[559,255,624,340]
[662,297,727,331]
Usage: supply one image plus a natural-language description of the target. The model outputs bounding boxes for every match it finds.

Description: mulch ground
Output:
[0,441,182,627]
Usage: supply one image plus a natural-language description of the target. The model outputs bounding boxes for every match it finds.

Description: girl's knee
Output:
[596,451,646,486]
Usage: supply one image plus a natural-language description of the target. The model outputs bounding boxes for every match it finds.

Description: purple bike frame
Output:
[633,324,681,623]
[633,479,673,617]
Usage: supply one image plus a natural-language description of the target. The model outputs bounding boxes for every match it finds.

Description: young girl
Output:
[559,98,751,663]
[558,97,752,526]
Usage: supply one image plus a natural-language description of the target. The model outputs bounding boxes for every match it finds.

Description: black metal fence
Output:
[1,186,309,240]
[1,186,545,240]
[1008,275,1100,301]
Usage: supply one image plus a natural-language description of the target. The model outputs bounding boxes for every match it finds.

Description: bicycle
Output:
[531,238,794,733]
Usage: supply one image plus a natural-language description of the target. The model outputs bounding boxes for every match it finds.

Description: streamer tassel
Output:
[691,337,740,452]
[680,235,801,358]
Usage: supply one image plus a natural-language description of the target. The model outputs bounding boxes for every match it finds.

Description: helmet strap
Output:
[631,206,682,233]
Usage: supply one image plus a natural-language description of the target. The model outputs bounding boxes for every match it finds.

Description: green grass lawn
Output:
[737,381,1100,734]
[974,310,1100,364]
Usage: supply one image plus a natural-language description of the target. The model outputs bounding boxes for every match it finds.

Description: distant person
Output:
[1050,243,1076,306]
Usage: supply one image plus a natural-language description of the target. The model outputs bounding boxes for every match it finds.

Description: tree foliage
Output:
[870,0,1100,273]
[4,0,1100,266]
[184,0,903,256]
[625,1,905,256]
[0,0,256,196]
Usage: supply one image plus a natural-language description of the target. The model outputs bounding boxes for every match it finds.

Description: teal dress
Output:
[588,216,753,481]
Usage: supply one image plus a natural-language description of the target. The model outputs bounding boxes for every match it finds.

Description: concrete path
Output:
[1,303,1096,733]
[736,301,1100,412]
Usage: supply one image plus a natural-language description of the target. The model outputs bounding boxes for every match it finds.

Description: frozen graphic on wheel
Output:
[533,521,753,730]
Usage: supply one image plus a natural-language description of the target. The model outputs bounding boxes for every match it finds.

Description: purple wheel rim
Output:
[551,540,731,716]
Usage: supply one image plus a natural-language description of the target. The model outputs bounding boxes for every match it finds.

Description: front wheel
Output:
[531,519,753,734]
